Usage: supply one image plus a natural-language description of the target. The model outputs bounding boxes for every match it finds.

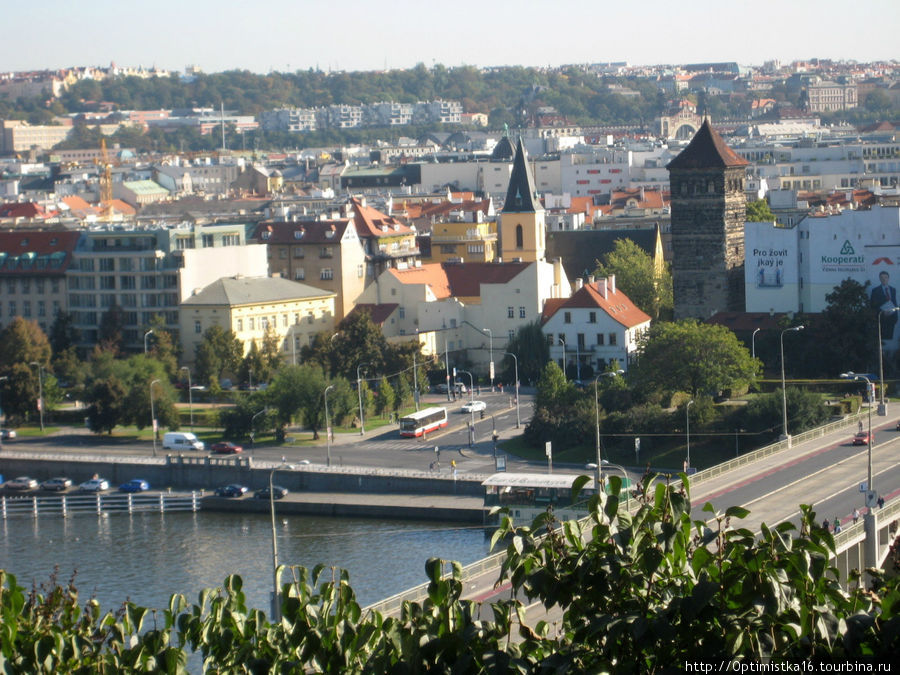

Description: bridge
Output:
[365,409,900,616]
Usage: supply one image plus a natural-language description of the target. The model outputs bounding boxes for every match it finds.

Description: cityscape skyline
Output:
[4,0,898,76]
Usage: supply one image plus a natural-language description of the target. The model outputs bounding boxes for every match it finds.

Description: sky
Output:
[3,0,898,75]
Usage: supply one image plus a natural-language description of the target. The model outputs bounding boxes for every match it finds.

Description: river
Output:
[0,509,494,614]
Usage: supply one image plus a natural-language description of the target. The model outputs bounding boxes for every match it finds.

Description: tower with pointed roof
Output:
[667,120,749,319]
[498,137,546,263]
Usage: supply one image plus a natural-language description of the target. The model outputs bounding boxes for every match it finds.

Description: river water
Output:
[0,510,494,614]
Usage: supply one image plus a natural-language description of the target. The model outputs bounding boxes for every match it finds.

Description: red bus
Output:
[399,407,448,437]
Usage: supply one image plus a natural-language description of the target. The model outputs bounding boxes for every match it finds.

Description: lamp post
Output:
[356,363,369,436]
[180,366,194,430]
[559,336,568,378]
[751,327,761,361]
[250,406,268,447]
[324,384,335,467]
[143,329,154,355]
[149,378,161,457]
[444,336,451,402]
[413,347,419,412]
[592,370,623,486]
[854,375,875,501]
[780,326,804,443]
[269,459,295,620]
[502,352,520,428]
[484,328,493,389]
[29,361,44,433]
[0,376,7,450]
[685,399,694,471]
[458,369,475,435]
[877,307,899,416]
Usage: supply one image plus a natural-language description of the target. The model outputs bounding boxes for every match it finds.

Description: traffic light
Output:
[480,409,485,419]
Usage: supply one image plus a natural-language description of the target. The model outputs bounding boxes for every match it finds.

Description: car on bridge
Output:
[852,431,871,446]
[40,477,73,491]
[211,441,243,454]
[254,485,288,500]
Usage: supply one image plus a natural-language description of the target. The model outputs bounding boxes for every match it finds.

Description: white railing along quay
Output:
[0,491,201,519]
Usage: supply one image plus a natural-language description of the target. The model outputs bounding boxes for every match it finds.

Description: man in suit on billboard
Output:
[871,270,899,340]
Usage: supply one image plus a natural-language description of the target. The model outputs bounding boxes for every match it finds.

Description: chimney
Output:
[608,274,615,294]
[597,278,608,299]
[588,275,595,285]
[575,278,584,290]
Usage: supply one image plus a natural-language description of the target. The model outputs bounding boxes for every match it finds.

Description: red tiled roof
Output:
[544,279,650,329]
[388,261,531,299]
[0,230,80,276]
[388,264,452,298]
[349,198,416,239]
[610,188,668,210]
[0,202,54,219]
[666,120,749,170]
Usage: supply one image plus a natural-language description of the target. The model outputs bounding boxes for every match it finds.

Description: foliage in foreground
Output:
[2,477,898,673]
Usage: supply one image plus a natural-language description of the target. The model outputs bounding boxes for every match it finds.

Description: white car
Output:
[78,478,110,493]
[6,476,38,490]
[0,429,16,440]
[461,400,487,414]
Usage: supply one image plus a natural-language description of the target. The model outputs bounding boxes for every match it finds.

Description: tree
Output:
[146,315,179,379]
[98,304,126,354]
[632,320,759,399]
[594,238,673,320]
[742,387,830,440]
[85,375,128,434]
[330,310,390,380]
[501,320,549,385]
[195,326,243,387]
[266,363,331,440]
[0,318,52,422]
[48,310,80,356]
[746,198,777,222]
[798,278,872,377]
[375,376,395,419]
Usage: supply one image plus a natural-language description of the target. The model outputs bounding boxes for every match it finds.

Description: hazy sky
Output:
[4,0,898,74]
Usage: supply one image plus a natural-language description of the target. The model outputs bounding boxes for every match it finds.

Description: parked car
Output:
[254,485,288,500]
[40,477,73,491]
[852,431,870,446]
[119,479,150,493]
[461,400,487,413]
[211,441,243,454]
[78,478,110,493]
[6,476,38,490]
[0,429,16,440]
[215,484,249,498]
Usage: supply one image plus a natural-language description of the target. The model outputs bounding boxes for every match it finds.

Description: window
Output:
[320,268,333,280]
[596,333,604,345]
[546,333,554,346]
[100,276,115,290]
[577,333,585,348]
[515,225,524,249]
[564,312,571,324]
[23,301,31,317]
[6,280,14,294]
[519,306,526,318]
[249,318,255,330]
[320,246,333,258]
[120,276,135,289]
[9,301,15,317]
[22,280,30,293]
[609,333,617,345]
[507,306,514,318]
[440,244,457,254]
[467,244,484,254]
[294,268,305,280]
[307,311,314,324]
[223,234,240,246]
[51,279,59,293]
[260,317,268,330]
[508,330,515,341]
[589,311,596,323]
[279,249,288,259]
[282,314,288,327]
[38,301,45,317]
[398,306,405,319]
[557,333,565,345]
[99,258,115,271]
[357,264,364,278]
[237,318,243,331]
[36,279,45,294]
[294,313,300,325]
[195,321,202,334]
[293,247,305,258]
[202,234,214,248]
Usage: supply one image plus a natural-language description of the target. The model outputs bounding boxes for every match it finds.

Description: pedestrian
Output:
[833,517,842,534]
[858,420,864,433]
[877,495,885,509]
[822,518,830,532]
[853,508,860,524]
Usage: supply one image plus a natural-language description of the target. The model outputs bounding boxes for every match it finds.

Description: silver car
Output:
[78,478,110,493]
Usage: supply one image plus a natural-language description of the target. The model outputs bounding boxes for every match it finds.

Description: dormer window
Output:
[293,230,304,239]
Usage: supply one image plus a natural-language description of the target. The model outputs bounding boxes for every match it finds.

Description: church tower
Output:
[667,120,749,319]
[499,137,545,263]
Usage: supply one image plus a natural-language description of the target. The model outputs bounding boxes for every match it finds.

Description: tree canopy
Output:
[594,237,673,320]
[632,320,759,399]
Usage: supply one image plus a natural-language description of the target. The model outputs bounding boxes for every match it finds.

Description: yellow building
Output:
[428,220,498,263]
[498,137,546,263]
[179,275,336,366]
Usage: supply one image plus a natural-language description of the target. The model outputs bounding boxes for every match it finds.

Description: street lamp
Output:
[149,378,161,457]
[502,352,520,428]
[592,370,623,486]
[780,325,804,443]
[751,327,761,361]
[143,329,154,355]
[269,459,295,620]
[558,336,567,378]
[356,363,369,436]
[484,327,493,389]
[324,384,335,467]
[180,366,194,430]
[457,369,476,439]
[250,406,268,447]
[854,375,875,503]
[685,399,694,471]
[29,361,44,433]
[877,307,900,416]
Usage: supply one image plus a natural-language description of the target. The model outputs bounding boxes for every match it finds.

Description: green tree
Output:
[501,320,549,385]
[594,238,672,320]
[330,310,390,380]
[85,375,128,434]
[799,278,872,377]
[632,320,759,399]
[0,318,52,423]
[48,310,80,356]
[742,387,830,439]
[534,360,574,409]
[98,304,126,354]
[746,198,777,222]
[393,373,411,411]
[146,315,179,379]
[195,326,243,387]
[375,375,395,418]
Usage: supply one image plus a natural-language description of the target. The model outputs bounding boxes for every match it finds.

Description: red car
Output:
[852,432,870,446]
[211,441,243,454]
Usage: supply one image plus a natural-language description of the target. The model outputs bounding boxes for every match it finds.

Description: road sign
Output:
[489,361,495,380]
[859,482,868,493]
[866,491,877,508]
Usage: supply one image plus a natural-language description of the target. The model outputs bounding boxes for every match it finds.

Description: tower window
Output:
[515,225,523,249]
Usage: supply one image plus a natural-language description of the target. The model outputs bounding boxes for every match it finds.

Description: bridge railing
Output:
[688,412,866,488]
[0,491,201,519]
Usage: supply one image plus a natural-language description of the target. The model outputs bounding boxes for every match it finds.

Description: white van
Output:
[162,432,205,452]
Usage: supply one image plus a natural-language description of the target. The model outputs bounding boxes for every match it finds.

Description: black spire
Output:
[502,137,541,213]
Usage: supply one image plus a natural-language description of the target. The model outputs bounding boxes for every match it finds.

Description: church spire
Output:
[502,137,542,213]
